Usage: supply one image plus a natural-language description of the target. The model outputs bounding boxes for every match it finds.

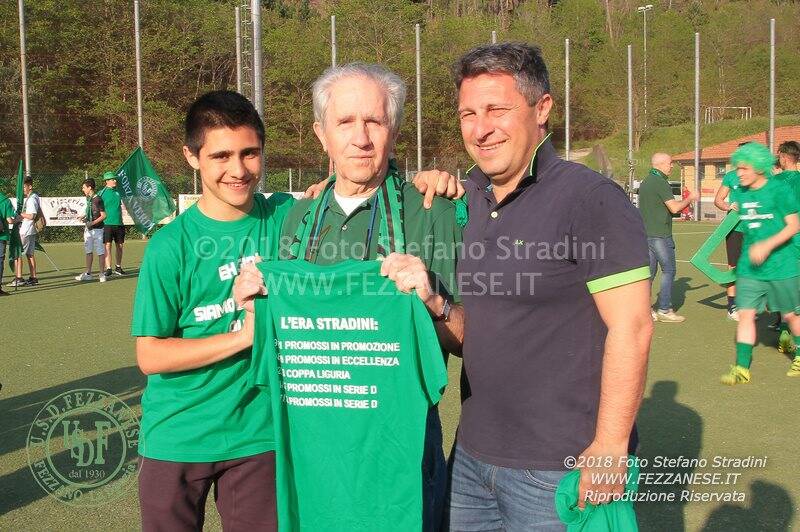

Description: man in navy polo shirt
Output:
[444,43,653,530]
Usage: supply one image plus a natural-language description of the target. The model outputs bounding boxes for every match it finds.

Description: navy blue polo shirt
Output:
[457,136,650,470]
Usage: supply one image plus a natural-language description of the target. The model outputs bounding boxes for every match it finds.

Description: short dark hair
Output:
[778,140,800,162]
[453,42,550,106]
[82,178,96,190]
[184,90,264,155]
[23,177,33,186]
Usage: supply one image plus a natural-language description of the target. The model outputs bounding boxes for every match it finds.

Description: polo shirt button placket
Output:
[342,224,347,231]
[490,211,498,219]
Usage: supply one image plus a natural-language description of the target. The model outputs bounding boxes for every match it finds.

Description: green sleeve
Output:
[131,231,181,337]
[776,183,799,218]
[250,295,274,388]
[428,206,463,304]
[655,178,674,203]
[412,296,448,406]
[721,171,735,188]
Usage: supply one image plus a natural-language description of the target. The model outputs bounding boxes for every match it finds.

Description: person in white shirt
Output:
[74,178,107,283]
[8,177,40,287]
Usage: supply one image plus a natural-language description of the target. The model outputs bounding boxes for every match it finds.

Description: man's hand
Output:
[686,191,699,202]
[576,440,629,509]
[233,260,267,313]
[379,253,439,310]
[304,180,328,199]
[749,241,772,265]
[412,170,465,209]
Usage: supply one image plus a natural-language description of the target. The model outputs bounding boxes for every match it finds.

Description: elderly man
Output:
[432,43,653,530]
[237,62,464,531]
[638,153,698,323]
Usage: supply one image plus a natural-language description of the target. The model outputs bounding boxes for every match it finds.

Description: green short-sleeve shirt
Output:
[721,170,745,233]
[0,194,14,242]
[637,169,674,238]
[99,186,123,226]
[131,192,295,462]
[280,182,462,303]
[731,179,799,281]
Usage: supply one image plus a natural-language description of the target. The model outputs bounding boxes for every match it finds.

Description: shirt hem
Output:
[459,438,568,471]
[139,442,275,463]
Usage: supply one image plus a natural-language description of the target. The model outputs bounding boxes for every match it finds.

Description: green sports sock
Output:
[736,342,754,369]
[794,336,800,354]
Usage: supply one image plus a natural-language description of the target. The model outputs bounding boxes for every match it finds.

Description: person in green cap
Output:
[98,171,127,276]
[720,142,800,385]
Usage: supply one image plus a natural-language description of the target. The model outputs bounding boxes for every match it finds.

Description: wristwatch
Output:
[432,298,451,322]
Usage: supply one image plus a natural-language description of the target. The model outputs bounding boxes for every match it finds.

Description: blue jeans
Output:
[445,443,567,531]
[423,407,447,532]
[648,236,676,312]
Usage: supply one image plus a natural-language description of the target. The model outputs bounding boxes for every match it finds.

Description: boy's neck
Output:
[750,176,767,190]
[197,196,253,221]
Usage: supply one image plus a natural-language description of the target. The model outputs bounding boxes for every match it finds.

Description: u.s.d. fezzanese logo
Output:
[136,176,158,199]
[26,389,140,507]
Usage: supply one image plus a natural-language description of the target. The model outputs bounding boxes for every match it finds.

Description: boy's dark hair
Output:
[184,90,265,155]
[778,140,800,162]
[82,178,96,191]
[23,177,33,186]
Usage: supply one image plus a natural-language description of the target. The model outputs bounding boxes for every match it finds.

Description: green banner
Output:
[689,213,739,285]
[115,147,176,234]
[7,161,24,270]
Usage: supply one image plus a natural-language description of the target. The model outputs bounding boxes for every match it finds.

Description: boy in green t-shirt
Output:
[720,142,800,385]
[131,91,294,530]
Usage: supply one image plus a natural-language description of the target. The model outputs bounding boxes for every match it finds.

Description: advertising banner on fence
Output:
[11,197,169,227]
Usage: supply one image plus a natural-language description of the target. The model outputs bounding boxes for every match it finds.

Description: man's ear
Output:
[313,122,328,153]
[183,145,201,170]
[536,94,553,126]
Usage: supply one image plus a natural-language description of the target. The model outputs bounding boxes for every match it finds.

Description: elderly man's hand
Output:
[576,440,629,510]
[412,170,465,209]
[234,260,267,313]
[304,180,328,199]
[379,253,437,308]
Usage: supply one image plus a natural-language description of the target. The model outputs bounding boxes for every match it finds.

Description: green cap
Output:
[103,171,117,181]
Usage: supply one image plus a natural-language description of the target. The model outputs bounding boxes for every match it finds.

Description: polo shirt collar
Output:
[649,168,669,180]
[467,132,557,196]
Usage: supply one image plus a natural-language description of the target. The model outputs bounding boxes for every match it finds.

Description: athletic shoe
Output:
[26,277,38,286]
[74,272,92,282]
[777,330,796,354]
[104,268,113,278]
[651,310,658,322]
[727,308,739,321]
[114,266,127,276]
[0,289,9,296]
[99,273,107,283]
[787,357,800,377]
[7,277,26,287]
[720,365,751,386]
[656,309,686,323]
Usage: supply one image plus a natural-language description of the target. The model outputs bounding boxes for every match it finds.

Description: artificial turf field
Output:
[1,221,798,531]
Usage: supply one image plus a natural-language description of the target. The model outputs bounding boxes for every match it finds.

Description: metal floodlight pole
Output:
[18,0,31,176]
[637,4,653,129]
[769,18,775,152]
[694,32,701,221]
[565,38,570,161]
[415,23,422,173]
[134,0,144,148]
[491,30,497,44]
[235,7,242,93]
[251,0,264,190]
[627,45,634,198]
[331,15,337,67]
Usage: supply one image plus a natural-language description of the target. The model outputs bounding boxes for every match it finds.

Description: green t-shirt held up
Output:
[99,186,123,226]
[731,179,799,281]
[130,192,294,462]
[251,259,448,532]
[638,168,675,238]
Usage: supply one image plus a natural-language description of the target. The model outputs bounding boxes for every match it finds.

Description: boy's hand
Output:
[234,260,267,313]
[749,242,771,265]
[304,180,327,199]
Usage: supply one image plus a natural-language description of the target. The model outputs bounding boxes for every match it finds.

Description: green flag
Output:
[7,161,24,270]
[115,147,176,234]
